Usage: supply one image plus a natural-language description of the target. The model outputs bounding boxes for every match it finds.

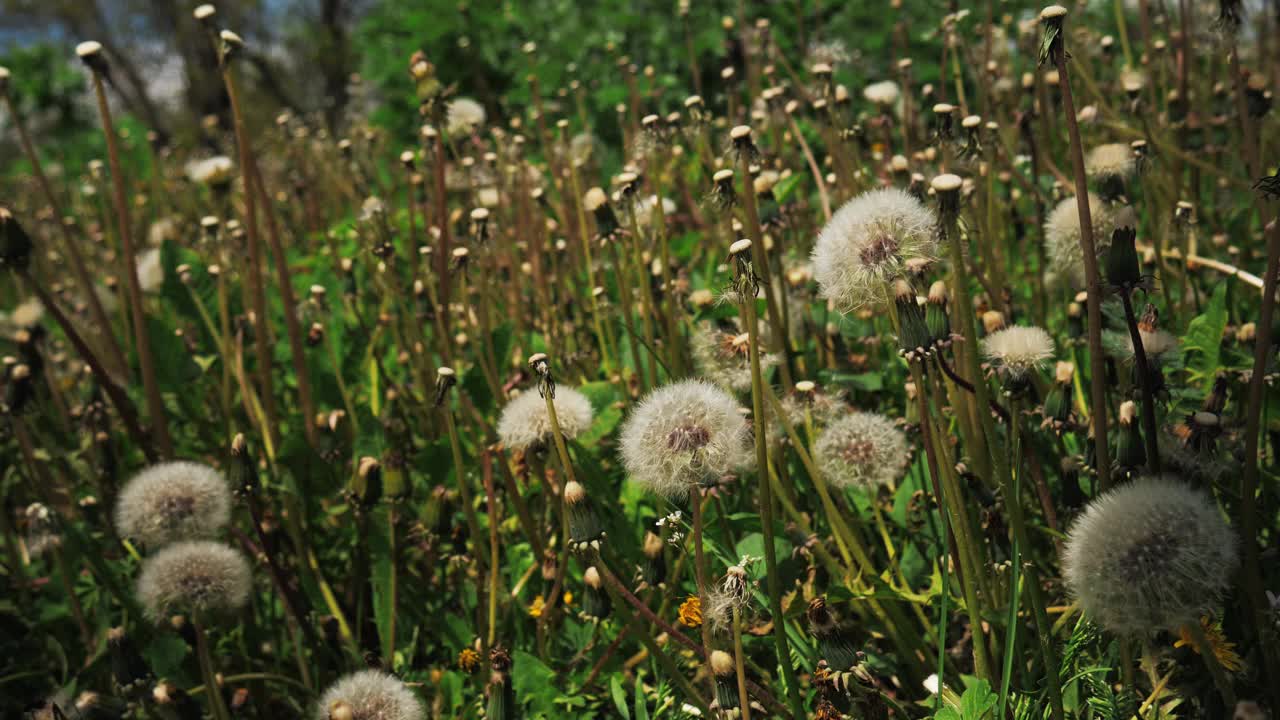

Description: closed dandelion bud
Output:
[318,670,424,720]
[710,650,740,713]
[1105,227,1142,290]
[1067,298,1084,338]
[1041,361,1075,434]
[108,627,153,697]
[893,280,930,360]
[808,597,860,671]
[348,456,382,508]
[115,462,231,549]
[581,566,610,620]
[153,680,203,720]
[136,541,252,622]
[76,41,109,74]
[564,480,605,551]
[925,280,951,349]
[228,433,259,498]
[584,186,619,236]
[1115,401,1146,474]
[1063,475,1237,634]
[641,530,667,586]
[485,648,516,720]
[0,207,32,270]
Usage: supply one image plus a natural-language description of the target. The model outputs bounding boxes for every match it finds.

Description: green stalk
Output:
[193,619,233,720]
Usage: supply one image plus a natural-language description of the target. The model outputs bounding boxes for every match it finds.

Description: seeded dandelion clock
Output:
[982,325,1055,377]
[136,541,252,621]
[813,412,910,490]
[1044,193,1135,286]
[1062,475,1237,635]
[318,670,424,720]
[620,380,747,498]
[497,387,594,452]
[812,188,939,309]
[115,461,231,548]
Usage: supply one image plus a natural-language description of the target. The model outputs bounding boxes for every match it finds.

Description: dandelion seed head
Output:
[812,188,939,310]
[136,247,164,294]
[115,461,231,548]
[690,321,778,393]
[185,156,234,186]
[863,80,901,108]
[136,541,252,621]
[445,97,486,136]
[1062,475,1237,635]
[620,380,747,498]
[982,325,1055,376]
[1085,143,1137,180]
[1044,193,1135,287]
[317,670,424,720]
[813,412,910,490]
[497,387,594,452]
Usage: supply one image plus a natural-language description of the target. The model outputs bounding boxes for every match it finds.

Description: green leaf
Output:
[512,650,559,713]
[824,371,884,392]
[611,675,631,720]
[959,678,998,719]
[773,173,804,203]
[1182,282,1227,391]
[635,679,650,720]
[368,507,397,664]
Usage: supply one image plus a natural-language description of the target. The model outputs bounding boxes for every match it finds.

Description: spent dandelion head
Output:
[136,541,252,622]
[982,325,1056,381]
[1062,475,1238,635]
[812,188,939,310]
[497,386,594,452]
[813,411,911,490]
[114,461,231,549]
[317,670,424,720]
[620,380,748,499]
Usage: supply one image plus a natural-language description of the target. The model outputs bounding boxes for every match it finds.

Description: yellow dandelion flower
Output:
[528,594,546,619]
[562,590,574,606]
[1175,617,1243,673]
[457,647,481,673]
[678,595,703,628]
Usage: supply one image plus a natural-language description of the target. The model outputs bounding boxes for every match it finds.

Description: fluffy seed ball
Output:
[136,541,252,621]
[813,412,910,490]
[620,380,748,498]
[690,321,778,393]
[497,387,594,451]
[982,325,1055,377]
[317,670,424,720]
[1062,475,1237,635]
[812,188,939,310]
[1084,143,1136,180]
[115,461,231,548]
[445,97,486,136]
[1044,193,1135,287]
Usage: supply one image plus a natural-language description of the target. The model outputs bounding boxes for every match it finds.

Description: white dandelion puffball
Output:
[813,412,910,490]
[982,325,1055,376]
[1126,328,1179,361]
[497,387,594,451]
[317,670,424,720]
[136,541,252,621]
[620,380,748,498]
[1062,475,1237,635]
[690,321,778,393]
[1044,193,1135,287]
[446,97,486,135]
[1085,143,1136,180]
[115,461,231,548]
[863,80,901,108]
[136,247,164,294]
[184,155,234,186]
[812,188,939,309]
[634,194,677,228]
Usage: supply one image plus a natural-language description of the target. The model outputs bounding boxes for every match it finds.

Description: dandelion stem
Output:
[193,619,233,720]
[1118,293,1161,474]
[1185,620,1237,708]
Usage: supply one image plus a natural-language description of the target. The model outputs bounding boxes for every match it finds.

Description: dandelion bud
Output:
[564,480,606,552]
[318,670,424,720]
[641,530,667,586]
[807,597,860,671]
[486,648,516,720]
[983,325,1054,397]
[0,206,33,270]
[108,627,153,697]
[228,433,259,498]
[193,4,216,23]
[1115,401,1146,474]
[1063,475,1237,634]
[581,566,611,620]
[115,462,231,549]
[710,650,740,712]
[137,541,252,622]
[76,41,109,74]
[153,680,202,720]
[348,456,382,508]
[893,280,930,360]
[218,30,244,61]
[0,66,10,94]
[924,280,952,350]
[1105,226,1142,290]
[1041,361,1075,434]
